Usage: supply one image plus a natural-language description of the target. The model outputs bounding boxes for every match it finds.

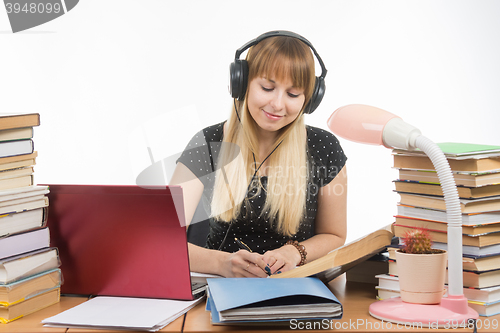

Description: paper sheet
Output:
[42,296,202,331]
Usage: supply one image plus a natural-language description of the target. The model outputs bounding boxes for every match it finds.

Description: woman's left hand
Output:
[261,244,301,274]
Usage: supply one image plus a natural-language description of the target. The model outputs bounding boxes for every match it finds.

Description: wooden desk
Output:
[183,275,500,332]
[0,296,184,333]
[0,296,88,333]
[3,277,499,332]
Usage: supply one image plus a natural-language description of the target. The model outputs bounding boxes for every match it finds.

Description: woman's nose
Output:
[270,91,284,111]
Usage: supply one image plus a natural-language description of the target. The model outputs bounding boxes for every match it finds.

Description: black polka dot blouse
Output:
[177,122,347,254]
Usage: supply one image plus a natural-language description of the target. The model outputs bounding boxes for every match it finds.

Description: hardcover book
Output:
[398,193,500,214]
[272,226,394,282]
[394,181,500,199]
[394,216,500,236]
[0,152,37,172]
[397,205,500,225]
[398,169,500,187]
[393,224,500,248]
[0,248,60,285]
[0,113,40,131]
[0,269,61,306]
[0,127,33,143]
[393,142,500,160]
[0,207,48,238]
[0,139,34,158]
[0,227,50,260]
[0,287,59,323]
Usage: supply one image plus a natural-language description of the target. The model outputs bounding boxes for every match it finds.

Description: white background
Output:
[1,0,499,242]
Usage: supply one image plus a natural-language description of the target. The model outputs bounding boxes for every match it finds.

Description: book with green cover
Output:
[394,142,500,160]
[393,142,500,173]
[436,143,500,157]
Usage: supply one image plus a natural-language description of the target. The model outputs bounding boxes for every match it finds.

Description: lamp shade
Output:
[328,104,421,150]
[327,104,399,146]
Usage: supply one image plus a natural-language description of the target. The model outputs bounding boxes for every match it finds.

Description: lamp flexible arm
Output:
[414,135,463,296]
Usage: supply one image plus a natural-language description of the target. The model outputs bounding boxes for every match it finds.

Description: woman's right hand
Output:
[219,250,270,278]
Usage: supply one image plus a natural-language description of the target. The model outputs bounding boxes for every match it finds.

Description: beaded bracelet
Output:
[286,240,307,266]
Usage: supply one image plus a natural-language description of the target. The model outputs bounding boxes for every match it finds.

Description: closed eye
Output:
[261,86,273,92]
[288,92,300,98]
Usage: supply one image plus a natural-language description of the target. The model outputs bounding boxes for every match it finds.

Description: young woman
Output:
[170,31,347,278]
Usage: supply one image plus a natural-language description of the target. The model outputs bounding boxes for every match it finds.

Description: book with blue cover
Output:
[206,277,342,325]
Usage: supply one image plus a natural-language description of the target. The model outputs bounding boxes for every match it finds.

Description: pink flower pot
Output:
[395,250,447,304]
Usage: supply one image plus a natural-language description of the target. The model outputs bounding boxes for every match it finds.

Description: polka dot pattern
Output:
[177,122,347,254]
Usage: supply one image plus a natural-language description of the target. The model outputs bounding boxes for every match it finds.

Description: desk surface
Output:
[184,276,500,332]
[0,297,87,333]
[2,276,499,332]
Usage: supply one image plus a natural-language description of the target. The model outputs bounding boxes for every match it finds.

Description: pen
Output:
[234,238,271,276]
[234,237,252,252]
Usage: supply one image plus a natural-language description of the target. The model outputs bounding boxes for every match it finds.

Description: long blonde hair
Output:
[211,36,316,237]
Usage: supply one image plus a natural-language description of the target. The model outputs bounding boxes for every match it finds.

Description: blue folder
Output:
[206,277,342,324]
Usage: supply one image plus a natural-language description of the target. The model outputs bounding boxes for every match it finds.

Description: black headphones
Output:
[229,30,327,114]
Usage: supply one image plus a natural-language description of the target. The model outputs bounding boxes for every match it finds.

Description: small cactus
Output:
[401,228,433,254]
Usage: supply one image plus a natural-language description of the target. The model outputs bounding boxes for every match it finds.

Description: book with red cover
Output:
[45,184,196,300]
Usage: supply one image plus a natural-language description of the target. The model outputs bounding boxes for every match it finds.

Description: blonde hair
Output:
[211,36,316,237]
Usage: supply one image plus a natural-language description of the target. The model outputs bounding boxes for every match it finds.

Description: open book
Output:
[272,225,394,282]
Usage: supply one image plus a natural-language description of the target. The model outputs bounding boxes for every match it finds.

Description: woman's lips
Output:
[263,110,283,120]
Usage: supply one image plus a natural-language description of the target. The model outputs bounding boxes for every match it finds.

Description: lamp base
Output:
[369,297,478,328]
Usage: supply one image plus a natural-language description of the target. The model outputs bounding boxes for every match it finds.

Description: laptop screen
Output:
[45,184,195,300]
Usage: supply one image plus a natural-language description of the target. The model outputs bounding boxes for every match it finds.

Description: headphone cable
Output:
[233,99,242,123]
[217,99,283,251]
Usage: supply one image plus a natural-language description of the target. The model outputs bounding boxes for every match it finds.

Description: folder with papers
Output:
[206,277,342,324]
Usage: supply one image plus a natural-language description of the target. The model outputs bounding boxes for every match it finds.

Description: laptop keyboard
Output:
[191,281,207,299]
[191,281,206,290]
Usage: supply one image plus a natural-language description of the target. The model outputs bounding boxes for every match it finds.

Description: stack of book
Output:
[376,142,500,317]
[0,114,61,324]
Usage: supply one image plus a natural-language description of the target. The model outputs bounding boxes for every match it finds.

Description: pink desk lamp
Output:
[328,104,478,327]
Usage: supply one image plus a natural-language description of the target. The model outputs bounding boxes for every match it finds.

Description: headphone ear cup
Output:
[229,59,249,100]
[304,76,325,114]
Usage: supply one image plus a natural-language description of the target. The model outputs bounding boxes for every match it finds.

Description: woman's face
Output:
[246,76,305,136]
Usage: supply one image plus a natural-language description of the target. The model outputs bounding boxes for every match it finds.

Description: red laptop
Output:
[45,184,204,300]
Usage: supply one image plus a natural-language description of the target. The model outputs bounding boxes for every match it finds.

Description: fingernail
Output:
[276,271,282,274]
[265,266,271,274]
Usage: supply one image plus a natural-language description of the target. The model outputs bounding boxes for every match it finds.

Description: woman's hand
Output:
[262,244,301,275]
[219,250,270,278]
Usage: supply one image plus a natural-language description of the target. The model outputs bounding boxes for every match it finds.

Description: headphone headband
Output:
[235,30,327,80]
[229,30,327,114]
